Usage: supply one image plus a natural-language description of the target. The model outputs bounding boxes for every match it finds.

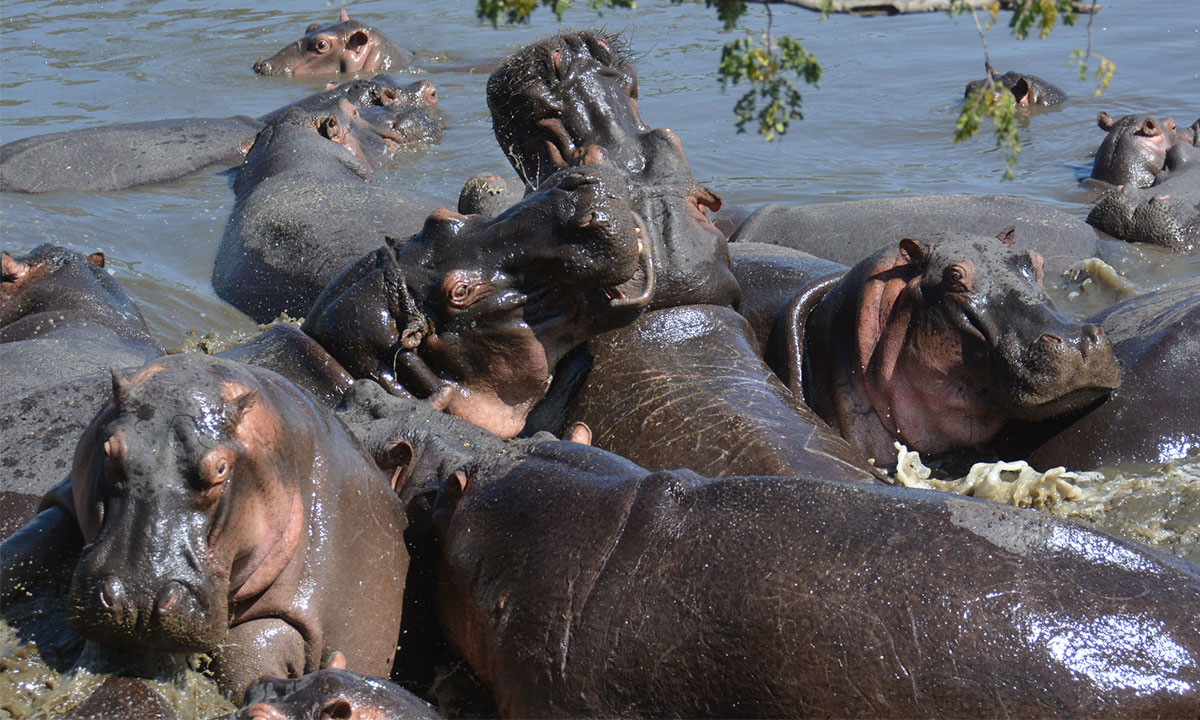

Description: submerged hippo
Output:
[213,100,444,322]
[1087,139,1200,252]
[964,69,1066,107]
[254,10,414,76]
[0,75,438,194]
[1,245,164,539]
[1088,111,1183,189]
[418,425,1200,717]
[490,31,875,481]
[1028,275,1200,470]
[793,230,1121,464]
[221,669,439,720]
[0,354,410,700]
[303,164,654,439]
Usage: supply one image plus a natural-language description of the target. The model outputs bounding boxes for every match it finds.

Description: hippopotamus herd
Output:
[2,15,1198,719]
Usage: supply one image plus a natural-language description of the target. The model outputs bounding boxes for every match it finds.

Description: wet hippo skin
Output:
[254,10,415,76]
[0,354,411,700]
[220,668,440,720]
[964,69,1066,107]
[432,436,1200,718]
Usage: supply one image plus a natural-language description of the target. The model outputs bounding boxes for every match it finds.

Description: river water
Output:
[1,0,1197,715]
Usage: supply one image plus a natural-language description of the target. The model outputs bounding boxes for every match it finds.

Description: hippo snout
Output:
[70,571,226,651]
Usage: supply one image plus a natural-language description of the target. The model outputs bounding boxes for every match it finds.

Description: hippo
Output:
[1088,111,1184,189]
[728,194,1105,279]
[302,163,654,440]
[488,30,741,311]
[1026,276,1200,470]
[0,75,438,194]
[1087,139,1200,252]
[0,354,411,700]
[59,677,178,720]
[964,69,1066,107]
[417,424,1200,717]
[221,669,439,720]
[254,10,414,76]
[793,230,1121,464]
[213,101,445,322]
[1,245,164,539]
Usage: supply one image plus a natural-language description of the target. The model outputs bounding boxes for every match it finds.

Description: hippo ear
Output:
[1,252,28,282]
[377,440,415,492]
[87,251,106,268]
[898,237,927,268]
[306,22,322,33]
[324,651,347,670]
[110,368,130,404]
[340,9,350,22]
[996,227,1016,247]
[1097,112,1115,131]
[564,422,592,446]
[347,30,370,53]
[1011,77,1031,103]
[695,184,723,213]
[227,389,259,429]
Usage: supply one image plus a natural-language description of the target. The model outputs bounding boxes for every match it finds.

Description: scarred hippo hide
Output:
[302,163,654,440]
[213,100,445,322]
[1028,275,1200,470]
[797,230,1121,463]
[432,437,1200,718]
[0,354,410,700]
[487,30,740,311]
[254,10,414,76]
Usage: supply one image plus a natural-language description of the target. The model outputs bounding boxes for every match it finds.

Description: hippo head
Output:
[804,230,1121,461]
[304,163,654,439]
[253,10,410,76]
[488,30,739,309]
[260,74,438,128]
[222,668,435,720]
[67,355,311,653]
[1091,112,1180,188]
[963,71,1064,108]
[1,244,107,328]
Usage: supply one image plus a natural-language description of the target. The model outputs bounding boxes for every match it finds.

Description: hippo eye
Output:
[314,38,330,53]
[943,265,970,293]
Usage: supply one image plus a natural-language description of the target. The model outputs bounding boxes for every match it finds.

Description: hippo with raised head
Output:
[964,69,1066,107]
[221,669,439,720]
[1027,275,1200,470]
[0,75,437,194]
[303,163,654,439]
[214,100,444,322]
[0,354,411,700]
[1087,111,1184,189]
[793,230,1121,464]
[415,422,1200,717]
[1,245,164,538]
[254,10,413,76]
[1087,139,1200,252]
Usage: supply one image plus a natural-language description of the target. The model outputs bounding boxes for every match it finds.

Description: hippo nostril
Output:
[155,581,184,616]
[1039,333,1062,346]
[100,575,124,610]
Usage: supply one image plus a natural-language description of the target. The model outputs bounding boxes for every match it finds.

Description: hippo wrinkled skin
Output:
[213,100,443,321]
[412,420,1200,717]
[0,74,437,194]
[303,163,654,439]
[254,10,413,76]
[0,354,411,700]
[795,230,1121,463]
[964,69,1066,107]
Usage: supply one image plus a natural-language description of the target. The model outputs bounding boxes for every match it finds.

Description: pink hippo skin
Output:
[254,10,413,76]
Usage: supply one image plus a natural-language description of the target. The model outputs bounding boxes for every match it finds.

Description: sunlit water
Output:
[1,0,1197,715]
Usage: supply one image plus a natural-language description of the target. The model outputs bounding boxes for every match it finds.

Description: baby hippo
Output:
[221,669,439,720]
[254,10,413,76]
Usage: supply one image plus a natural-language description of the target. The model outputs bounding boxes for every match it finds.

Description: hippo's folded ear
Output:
[996,227,1017,247]
[898,237,927,267]
[1,252,28,282]
[377,440,415,492]
[86,251,105,268]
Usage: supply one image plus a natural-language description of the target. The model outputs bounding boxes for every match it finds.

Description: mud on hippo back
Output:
[793,229,1120,465]
[254,10,413,76]
[0,354,410,700]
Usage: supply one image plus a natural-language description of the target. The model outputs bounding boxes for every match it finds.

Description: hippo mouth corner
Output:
[602,224,655,312]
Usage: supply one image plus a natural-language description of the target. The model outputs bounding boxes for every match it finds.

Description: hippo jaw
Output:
[988,322,1121,421]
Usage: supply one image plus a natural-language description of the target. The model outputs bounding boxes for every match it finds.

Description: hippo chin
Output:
[303,163,655,439]
[2,354,410,699]
[254,10,413,76]
[796,229,1121,463]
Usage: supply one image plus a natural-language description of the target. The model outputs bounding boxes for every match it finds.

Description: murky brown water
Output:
[1,0,1196,715]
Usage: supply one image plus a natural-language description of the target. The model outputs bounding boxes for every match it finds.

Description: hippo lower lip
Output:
[1005,384,1114,421]
[603,225,654,310]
